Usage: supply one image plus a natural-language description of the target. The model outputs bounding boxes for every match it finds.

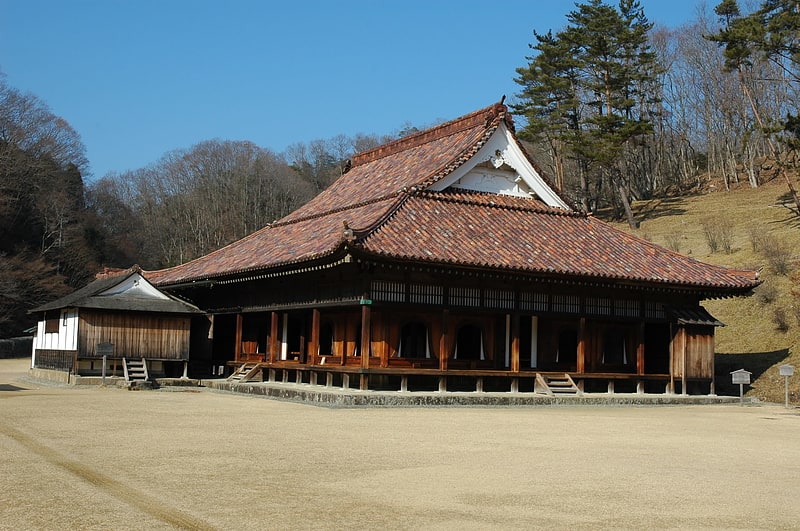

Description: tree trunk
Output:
[619,185,639,229]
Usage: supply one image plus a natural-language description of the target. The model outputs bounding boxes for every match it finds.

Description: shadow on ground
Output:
[715,349,790,396]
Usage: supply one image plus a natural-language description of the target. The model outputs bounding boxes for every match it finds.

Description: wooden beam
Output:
[576,317,586,374]
[636,321,645,376]
[269,312,279,364]
[439,309,449,372]
[234,313,243,362]
[309,309,320,366]
[360,304,371,370]
[511,314,520,373]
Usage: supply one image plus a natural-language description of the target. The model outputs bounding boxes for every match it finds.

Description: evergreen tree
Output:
[514,0,662,227]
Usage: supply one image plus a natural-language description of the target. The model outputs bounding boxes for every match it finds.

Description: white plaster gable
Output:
[427,122,570,210]
[99,273,171,300]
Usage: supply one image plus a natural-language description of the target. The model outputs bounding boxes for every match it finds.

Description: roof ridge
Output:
[272,193,401,227]
[350,102,509,167]
[417,189,583,217]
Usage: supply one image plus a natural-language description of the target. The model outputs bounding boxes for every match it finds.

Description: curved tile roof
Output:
[145,102,758,296]
[281,103,510,222]
[146,196,399,285]
[357,191,759,292]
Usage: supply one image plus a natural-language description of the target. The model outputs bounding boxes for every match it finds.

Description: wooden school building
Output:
[142,101,758,395]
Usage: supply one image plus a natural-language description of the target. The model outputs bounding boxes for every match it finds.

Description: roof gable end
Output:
[427,121,570,209]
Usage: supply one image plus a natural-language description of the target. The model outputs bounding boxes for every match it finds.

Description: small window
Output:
[44,312,60,334]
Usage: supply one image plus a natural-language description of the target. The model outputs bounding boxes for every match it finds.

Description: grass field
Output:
[603,178,800,403]
[1,358,800,530]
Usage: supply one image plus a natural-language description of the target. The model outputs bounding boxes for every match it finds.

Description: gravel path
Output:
[2,357,799,530]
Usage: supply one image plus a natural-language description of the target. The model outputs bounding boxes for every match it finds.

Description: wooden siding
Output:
[671,325,715,379]
[78,310,190,360]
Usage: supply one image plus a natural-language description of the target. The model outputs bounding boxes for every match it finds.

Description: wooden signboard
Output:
[730,369,751,385]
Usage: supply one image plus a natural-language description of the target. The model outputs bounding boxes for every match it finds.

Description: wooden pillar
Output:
[636,322,645,376]
[269,312,279,364]
[360,304,371,370]
[439,309,449,372]
[681,328,688,396]
[511,314,520,373]
[234,313,243,362]
[576,317,586,374]
[308,309,320,366]
[530,316,539,369]
[668,323,675,394]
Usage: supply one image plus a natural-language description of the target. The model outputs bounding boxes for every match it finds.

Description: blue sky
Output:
[1,0,712,180]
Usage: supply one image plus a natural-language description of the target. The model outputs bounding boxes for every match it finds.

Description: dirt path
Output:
[1,357,799,530]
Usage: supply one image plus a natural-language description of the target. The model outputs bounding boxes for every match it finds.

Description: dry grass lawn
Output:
[604,178,800,403]
[2,358,800,530]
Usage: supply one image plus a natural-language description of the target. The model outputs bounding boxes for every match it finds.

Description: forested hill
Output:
[0,77,396,337]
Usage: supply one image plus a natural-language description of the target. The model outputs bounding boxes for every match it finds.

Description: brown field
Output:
[2,358,800,530]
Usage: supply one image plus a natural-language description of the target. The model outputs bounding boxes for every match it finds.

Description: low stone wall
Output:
[0,337,33,359]
[203,379,744,408]
[29,367,72,384]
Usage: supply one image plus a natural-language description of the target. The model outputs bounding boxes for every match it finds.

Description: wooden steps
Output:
[227,362,261,383]
[123,358,149,384]
[535,373,582,396]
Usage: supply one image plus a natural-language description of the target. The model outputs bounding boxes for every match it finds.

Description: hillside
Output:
[604,179,799,404]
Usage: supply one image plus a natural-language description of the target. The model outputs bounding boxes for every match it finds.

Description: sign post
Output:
[97,342,114,386]
[730,369,751,406]
[779,365,794,409]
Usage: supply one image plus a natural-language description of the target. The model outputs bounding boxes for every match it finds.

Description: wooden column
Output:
[360,304,371,370]
[308,309,320,366]
[269,312,279,364]
[234,313,243,362]
[439,309,449,372]
[576,317,586,373]
[636,322,645,376]
[510,314,520,373]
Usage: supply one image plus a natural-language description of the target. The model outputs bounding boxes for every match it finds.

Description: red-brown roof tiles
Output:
[146,196,399,285]
[146,102,758,296]
[280,103,507,223]
[357,191,759,291]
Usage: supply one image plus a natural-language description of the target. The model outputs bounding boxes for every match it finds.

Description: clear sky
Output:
[1,0,712,180]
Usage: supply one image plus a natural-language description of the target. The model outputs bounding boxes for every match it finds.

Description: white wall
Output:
[33,309,79,351]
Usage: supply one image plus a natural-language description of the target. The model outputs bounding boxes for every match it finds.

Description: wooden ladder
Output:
[123,358,149,384]
[227,362,261,383]
[535,373,582,396]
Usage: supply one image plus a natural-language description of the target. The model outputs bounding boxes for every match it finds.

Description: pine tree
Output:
[514,0,662,227]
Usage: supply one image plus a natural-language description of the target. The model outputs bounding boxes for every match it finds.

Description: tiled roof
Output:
[356,190,759,292]
[146,196,400,285]
[32,269,201,314]
[281,103,510,222]
[145,102,758,295]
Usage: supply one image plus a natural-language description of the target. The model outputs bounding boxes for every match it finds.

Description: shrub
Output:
[754,280,778,305]
[772,308,790,332]
[760,234,793,275]
[664,232,682,252]
[746,225,766,253]
[700,216,733,254]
